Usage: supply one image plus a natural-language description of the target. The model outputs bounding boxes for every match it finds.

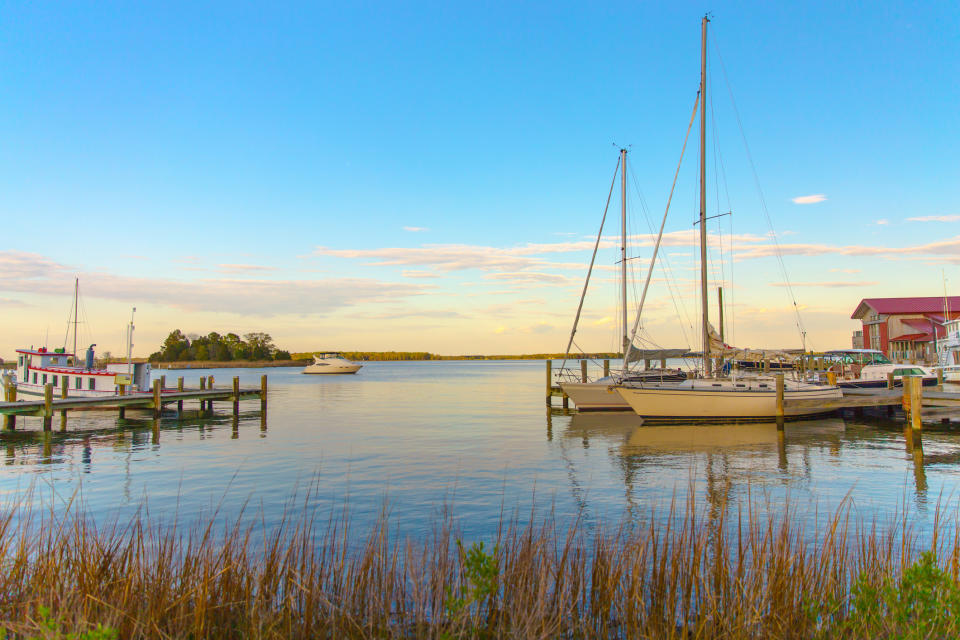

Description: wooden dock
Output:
[1,374,267,432]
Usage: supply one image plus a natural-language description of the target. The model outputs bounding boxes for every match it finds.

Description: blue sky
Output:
[1,1,958,357]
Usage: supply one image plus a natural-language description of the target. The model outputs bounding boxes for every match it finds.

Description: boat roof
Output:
[16,348,76,356]
[825,349,883,354]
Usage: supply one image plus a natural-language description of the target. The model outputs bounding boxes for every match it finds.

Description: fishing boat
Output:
[302,353,363,374]
[12,281,150,398]
[613,16,841,420]
[822,349,937,388]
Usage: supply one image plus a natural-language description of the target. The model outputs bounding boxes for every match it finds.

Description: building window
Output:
[75,377,82,389]
[88,378,95,391]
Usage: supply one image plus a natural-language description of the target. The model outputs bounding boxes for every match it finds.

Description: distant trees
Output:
[149,330,286,362]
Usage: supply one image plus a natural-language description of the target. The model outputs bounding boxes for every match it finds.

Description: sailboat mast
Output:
[698,15,711,376]
[72,276,79,360]
[620,148,629,356]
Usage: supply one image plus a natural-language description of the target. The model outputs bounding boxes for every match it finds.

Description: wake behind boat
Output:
[302,353,363,374]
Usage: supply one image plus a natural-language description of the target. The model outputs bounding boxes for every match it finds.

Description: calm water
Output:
[2,360,960,540]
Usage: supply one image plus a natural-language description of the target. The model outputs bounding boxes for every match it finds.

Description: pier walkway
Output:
[1,374,267,431]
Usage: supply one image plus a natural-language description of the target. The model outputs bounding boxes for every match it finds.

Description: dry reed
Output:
[0,485,957,639]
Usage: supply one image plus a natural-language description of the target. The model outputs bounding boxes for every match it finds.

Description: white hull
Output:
[302,355,363,374]
[302,364,362,374]
[616,379,841,419]
[13,383,135,399]
[560,381,630,410]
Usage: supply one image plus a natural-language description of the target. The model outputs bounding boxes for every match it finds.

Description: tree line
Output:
[291,351,622,361]
[150,330,291,362]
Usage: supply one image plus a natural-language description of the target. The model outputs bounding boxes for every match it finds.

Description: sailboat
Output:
[558,149,689,410]
[613,16,841,420]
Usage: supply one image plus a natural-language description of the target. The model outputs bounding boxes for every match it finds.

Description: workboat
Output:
[936,317,960,382]
[609,16,841,420]
[823,349,937,388]
[11,282,150,398]
[302,353,363,374]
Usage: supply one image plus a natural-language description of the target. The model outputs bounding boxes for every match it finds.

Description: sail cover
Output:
[625,347,693,363]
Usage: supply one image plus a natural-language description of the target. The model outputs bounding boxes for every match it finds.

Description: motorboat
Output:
[822,349,937,388]
[936,317,960,381]
[302,353,363,374]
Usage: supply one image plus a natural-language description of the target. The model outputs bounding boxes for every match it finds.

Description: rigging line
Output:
[713,33,807,347]
[562,155,622,369]
[622,90,701,375]
[626,157,693,348]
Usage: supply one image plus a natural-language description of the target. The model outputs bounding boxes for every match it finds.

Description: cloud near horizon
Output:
[907,214,960,222]
[0,250,427,316]
[792,194,827,204]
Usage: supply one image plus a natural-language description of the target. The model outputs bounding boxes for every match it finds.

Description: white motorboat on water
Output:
[302,353,363,374]
[937,317,960,382]
[606,16,840,420]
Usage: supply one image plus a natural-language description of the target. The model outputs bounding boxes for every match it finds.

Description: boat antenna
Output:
[73,276,79,359]
[698,14,711,376]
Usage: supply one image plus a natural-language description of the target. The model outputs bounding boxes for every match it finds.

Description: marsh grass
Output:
[0,487,958,639]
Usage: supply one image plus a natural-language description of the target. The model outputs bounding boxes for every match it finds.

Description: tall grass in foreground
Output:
[1,491,959,639]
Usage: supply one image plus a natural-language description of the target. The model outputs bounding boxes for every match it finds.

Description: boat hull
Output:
[560,382,630,411]
[615,382,841,420]
[302,364,363,374]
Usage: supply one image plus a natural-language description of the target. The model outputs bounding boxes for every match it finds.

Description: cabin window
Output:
[18,356,23,366]
[52,375,58,386]
[42,374,47,385]
[88,378,95,391]
[75,377,82,389]
[32,372,37,384]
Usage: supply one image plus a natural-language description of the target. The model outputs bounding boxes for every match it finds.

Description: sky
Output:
[1,1,958,359]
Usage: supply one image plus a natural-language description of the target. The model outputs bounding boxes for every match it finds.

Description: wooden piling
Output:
[118,383,126,419]
[199,376,207,411]
[42,383,53,431]
[59,379,68,432]
[763,359,770,374]
[545,361,552,406]
[887,372,895,390]
[152,379,162,418]
[603,360,610,377]
[2,379,14,431]
[938,368,944,391]
[580,360,588,383]
[232,376,240,416]
[260,375,267,413]
[826,371,837,386]
[775,373,785,430]
[177,377,184,415]
[909,376,923,431]
[660,358,667,369]
[902,375,911,413]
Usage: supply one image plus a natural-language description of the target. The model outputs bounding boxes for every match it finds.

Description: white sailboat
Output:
[558,149,689,410]
[614,16,841,420]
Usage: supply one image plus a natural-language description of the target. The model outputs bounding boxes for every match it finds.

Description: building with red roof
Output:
[851,297,960,362]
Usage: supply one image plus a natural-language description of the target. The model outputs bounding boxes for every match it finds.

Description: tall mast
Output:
[698,15,711,376]
[620,148,629,356]
[73,276,79,360]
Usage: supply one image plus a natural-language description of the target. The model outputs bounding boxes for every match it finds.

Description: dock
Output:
[1,374,267,432]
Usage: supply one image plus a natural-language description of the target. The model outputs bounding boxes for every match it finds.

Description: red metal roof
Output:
[851,297,960,319]
[888,332,929,342]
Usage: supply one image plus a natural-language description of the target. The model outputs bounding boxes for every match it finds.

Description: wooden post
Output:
[177,377,184,415]
[232,376,240,416]
[661,358,667,369]
[209,375,215,388]
[763,359,770,374]
[909,376,923,431]
[937,368,944,391]
[644,359,651,371]
[160,374,166,390]
[59,379,68,432]
[118,383,126,419]
[603,360,610,377]
[42,383,53,431]
[260,375,267,413]
[580,360,588,383]
[545,360,552,406]
[826,371,837,386]
[902,375,912,414]
[199,376,207,412]
[887,372,895,390]
[152,379,161,419]
[775,373,785,430]
[3,382,16,431]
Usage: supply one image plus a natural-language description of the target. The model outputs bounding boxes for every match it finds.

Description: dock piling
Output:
[260,375,267,413]
[2,378,14,431]
[826,371,837,386]
[199,376,207,411]
[152,379,161,419]
[545,361,552,406]
[603,360,610,377]
[177,377,184,415]
[118,384,126,419]
[909,376,923,431]
[42,383,53,431]
[938,368,944,391]
[887,372,894,390]
[775,373,785,430]
[59,379,68,432]
[232,376,240,416]
[580,360,587,383]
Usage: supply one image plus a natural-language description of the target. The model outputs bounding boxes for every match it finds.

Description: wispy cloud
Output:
[792,194,827,205]
[401,270,441,279]
[907,214,960,222]
[830,268,861,274]
[873,219,889,226]
[770,281,879,288]
[0,250,427,316]
[403,226,429,232]
[216,264,279,274]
